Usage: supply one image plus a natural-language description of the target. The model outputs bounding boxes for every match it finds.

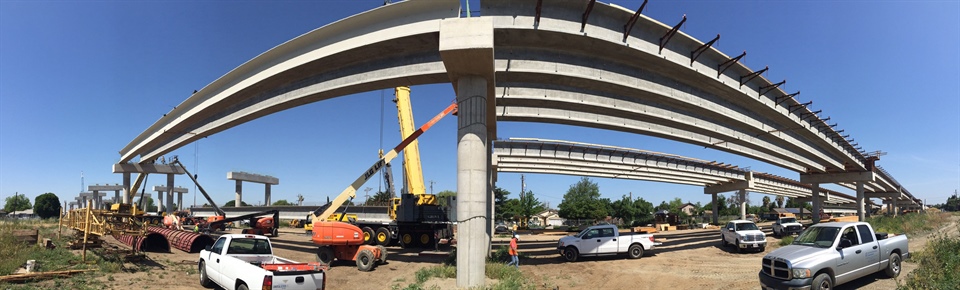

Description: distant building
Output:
[8,209,37,219]
[679,203,697,216]
[529,209,565,227]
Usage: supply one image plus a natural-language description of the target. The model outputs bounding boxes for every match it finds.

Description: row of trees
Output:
[3,192,61,219]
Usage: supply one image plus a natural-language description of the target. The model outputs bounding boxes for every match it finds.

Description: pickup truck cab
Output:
[721,220,767,253]
[772,216,803,238]
[199,234,325,290]
[759,222,909,290]
[556,224,661,262]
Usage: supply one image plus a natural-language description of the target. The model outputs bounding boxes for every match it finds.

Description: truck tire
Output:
[400,233,414,248]
[884,252,901,278]
[811,273,832,290]
[356,249,376,272]
[736,240,743,253]
[237,283,249,290]
[198,261,212,287]
[362,227,376,245]
[317,246,335,265]
[272,227,278,237]
[773,229,781,238]
[375,227,391,246]
[376,245,389,264]
[627,244,644,259]
[721,235,727,246]
[563,246,579,262]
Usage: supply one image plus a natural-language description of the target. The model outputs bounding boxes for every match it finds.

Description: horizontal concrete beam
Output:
[151,186,189,193]
[704,180,753,194]
[113,163,185,174]
[865,192,900,198]
[227,172,279,185]
[800,171,875,184]
[88,184,124,191]
[79,192,94,197]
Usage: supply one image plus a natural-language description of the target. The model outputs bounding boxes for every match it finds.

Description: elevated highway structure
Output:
[116,0,919,287]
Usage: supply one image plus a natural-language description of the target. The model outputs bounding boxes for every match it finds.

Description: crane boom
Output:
[394,87,426,197]
[170,157,225,217]
[312,101,457,221]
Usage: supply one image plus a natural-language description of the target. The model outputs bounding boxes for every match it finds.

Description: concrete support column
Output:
[81,196,87,208]
[739,189,747,221]
[177,192,183,211]
[235,180,243,207]
[811,183,820,224]
[456,76,489,288]
[265,184,271,206]
[156,190,164,212]
[114,190,120,205]
[892,198,898,217]
[486,148,494,257]
[92,190,100,209]
[122,173,131,204]
[712,193,718,225]
[166,174,174,214]
[856,181,865,221]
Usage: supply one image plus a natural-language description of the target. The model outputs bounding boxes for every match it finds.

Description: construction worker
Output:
[505,233,519,269]
[193,224,200,233]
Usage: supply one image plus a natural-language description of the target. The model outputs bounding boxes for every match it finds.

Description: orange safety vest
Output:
[509,238,518,256]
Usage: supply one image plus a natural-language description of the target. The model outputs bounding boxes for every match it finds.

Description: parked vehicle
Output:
[199,234,325,290]
[556,224,661,262]
[771,216,803,238]
[758,222,909,290]
[721,220,767,253]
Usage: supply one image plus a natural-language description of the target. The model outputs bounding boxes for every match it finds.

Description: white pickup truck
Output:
[556,224,661,262]
[199,234,326,290]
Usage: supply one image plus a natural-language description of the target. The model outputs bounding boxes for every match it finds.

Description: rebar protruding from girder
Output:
[659,15,686,54]
[760,80,785,97]
[801,110,822,120]
[776,91,800,106]
[581,0,597,31]
[690,34,719,65]
[789,101,812,113]
[535,0,543,27]
[622,0,648,42]
[718,51,746,78]
[740,66,768,88]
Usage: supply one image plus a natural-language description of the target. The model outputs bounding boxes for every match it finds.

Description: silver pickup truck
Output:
[758,221,908,290]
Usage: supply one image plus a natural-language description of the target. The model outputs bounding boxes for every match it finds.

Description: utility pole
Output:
[364,187,373,205]
[429,180,435,194]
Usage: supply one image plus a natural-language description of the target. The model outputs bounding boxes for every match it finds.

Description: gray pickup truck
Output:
[759,221,908,290]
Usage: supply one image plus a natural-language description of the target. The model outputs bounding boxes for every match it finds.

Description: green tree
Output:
[775,195,785,208]
[610,195,654,226]
[272,199,293,206]
[494,187,511,221]
[557,177,607,221]
[501,198,521,221]
[516,190,546,227]
[945,191,959,211]
[34,193,61,219]
[4,193,31,212]
[437,190,457,207]
[134,196,157,213]
[762,196,771,208]
[223,200,251,207]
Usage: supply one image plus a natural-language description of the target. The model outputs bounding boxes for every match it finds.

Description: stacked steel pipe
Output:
[114,232,170,252]
[147,226,215,253]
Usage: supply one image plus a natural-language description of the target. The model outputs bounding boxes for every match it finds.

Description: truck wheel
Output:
[375,227,391,246]
[627,244,644,259]
[362,227,376,245]
[773,229,781,238]
[812,273,832,290]
[237,283,249,290]
[376,245,389,264]
[400,233,413,248]
[563,246,579,262]
[272,227,278,237]
[356,249,376,272]
[884,253,901,278]
[720,235,727,246]
[736,240,743,253]
[198,261,212,287]
[317,246,335,265]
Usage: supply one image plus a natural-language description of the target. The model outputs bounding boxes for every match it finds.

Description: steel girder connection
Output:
[493,139,856,205]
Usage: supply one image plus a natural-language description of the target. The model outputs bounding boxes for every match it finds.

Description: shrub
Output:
[778,236,794,247]
[898,224,960,289]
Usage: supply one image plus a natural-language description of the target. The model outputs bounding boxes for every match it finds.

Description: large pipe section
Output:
[114,233,169,252]
[148,226,214,253]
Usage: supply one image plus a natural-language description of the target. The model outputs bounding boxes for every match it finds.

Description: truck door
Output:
[579,228,603,254]
[835,226,874,285]
[207,237,227,286]
[855,224,880,276]
[597,227,619,254]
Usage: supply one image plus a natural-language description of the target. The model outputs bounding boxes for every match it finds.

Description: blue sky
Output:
[1,0,958,211]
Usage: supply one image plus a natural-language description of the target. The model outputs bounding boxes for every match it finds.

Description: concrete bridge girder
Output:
[497,162,730,186]
[497,167,709,187]
[493,148,748,179]
[495,158,735,184]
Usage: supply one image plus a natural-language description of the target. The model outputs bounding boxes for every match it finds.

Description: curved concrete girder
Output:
[495,156,734,184]
[497,167,709,187]
[119,0,460,162]
[496,106,808,172]
[494,83,837,171]
[483,0,865,170]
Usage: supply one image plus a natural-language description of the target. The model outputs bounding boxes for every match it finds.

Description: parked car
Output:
[199,234,326,290]
[721,220,767,253]
[556,224,661,262]
[759,221,908,290]
[495,224,510,234]
[771,216,803,238]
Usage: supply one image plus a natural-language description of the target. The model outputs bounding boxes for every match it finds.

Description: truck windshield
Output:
[736,223,758,231]
[226,238,272,255]
[792,226,839,248]
[780,218,796,224]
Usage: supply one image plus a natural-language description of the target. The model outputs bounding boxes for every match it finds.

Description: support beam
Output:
[856,181,865,222]
[113,163,185,174]
[166,174,175,215]
[865,192,901,198]
[712,193,718,225]
[235,180,243,207]
[811,183,820,224]
[704,180,752,194]
[739,189,747,221]
[800,171,875,184]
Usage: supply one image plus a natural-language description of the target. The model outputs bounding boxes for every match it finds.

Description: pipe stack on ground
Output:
[147,226,215,253]
[114,233,170,252]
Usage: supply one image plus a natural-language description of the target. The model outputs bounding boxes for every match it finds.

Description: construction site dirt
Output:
[64,215,956,290]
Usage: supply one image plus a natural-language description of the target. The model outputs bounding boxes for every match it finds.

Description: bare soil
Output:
[58,214,958,290]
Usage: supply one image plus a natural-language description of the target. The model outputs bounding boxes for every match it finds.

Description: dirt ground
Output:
[71,214,958,290]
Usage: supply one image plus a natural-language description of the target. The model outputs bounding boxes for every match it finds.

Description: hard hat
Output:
[513,234,519,240]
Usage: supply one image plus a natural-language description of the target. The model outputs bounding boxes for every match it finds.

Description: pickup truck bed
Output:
[199,234,325,290]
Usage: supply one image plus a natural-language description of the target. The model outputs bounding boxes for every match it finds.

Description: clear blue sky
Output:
[1,1,958,210]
